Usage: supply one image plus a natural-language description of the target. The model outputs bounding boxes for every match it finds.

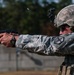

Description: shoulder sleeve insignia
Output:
[54,36,64,44]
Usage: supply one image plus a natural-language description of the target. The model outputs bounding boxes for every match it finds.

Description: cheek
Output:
[59,31,68,35]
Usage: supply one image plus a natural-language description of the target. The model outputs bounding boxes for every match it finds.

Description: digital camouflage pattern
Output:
[15,33,74,75]
[16,33,74,56]
[55,4,74,27]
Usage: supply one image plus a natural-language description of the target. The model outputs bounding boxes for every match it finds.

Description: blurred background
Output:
[1,0,74,35]
[0,0,74,73]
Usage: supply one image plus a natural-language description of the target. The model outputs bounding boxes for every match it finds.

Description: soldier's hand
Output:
[0,33,13,47]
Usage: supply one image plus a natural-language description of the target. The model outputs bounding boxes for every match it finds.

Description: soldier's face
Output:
[59,26,72,35]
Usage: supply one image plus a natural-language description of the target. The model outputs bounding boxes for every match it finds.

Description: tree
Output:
[1,0,72,35]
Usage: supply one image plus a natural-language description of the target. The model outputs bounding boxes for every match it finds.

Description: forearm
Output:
[15,33,74,56]
[15,35,55,55]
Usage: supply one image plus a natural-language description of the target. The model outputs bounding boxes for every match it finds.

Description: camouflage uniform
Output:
[15,5,74,75]
[55,5,74,75]
[16,34,74,55]
[15,33,74,74]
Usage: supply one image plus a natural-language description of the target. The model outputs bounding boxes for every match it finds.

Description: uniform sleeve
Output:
[15,33,74,56]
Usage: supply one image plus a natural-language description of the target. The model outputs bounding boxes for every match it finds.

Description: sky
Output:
[0,0,3,3]
[73,0,74,3]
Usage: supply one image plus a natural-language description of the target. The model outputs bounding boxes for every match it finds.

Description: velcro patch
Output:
[54,36,64,44]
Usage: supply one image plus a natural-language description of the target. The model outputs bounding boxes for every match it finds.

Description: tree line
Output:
[0,0,73,35]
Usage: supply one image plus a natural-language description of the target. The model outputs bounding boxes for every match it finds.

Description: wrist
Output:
[10,35,16,47]
[15,35,19,41]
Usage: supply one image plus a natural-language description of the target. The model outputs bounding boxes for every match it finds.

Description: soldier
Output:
[0,4,74,75]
